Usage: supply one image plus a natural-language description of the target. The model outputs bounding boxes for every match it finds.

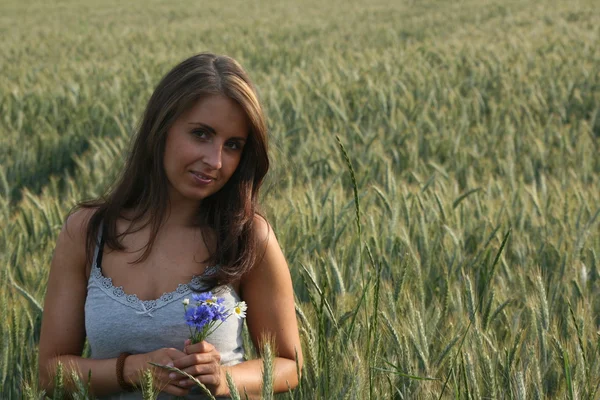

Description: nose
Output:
[203,143,222,170]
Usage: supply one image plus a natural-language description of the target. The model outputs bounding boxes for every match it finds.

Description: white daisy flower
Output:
[205,296,218,305]
[182,298,190,306]
[233,301,247,319]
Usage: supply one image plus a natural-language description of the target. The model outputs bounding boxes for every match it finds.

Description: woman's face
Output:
[163,94,249,204]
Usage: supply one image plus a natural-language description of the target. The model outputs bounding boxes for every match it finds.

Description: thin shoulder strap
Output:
[92,224,105,269]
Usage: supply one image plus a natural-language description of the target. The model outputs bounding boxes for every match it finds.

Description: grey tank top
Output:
[85,230,244,399]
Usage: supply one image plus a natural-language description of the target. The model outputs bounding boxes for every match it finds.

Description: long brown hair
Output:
[79,53,269,286]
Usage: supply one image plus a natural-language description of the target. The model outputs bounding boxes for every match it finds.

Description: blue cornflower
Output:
[185,304,216,329]
[192,292,215,303]
[182,292,247,344]
[212,303,229,322]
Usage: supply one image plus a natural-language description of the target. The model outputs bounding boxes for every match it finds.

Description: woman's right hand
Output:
[125,348,190,396]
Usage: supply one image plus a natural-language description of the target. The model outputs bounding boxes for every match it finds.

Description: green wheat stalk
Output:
[148,362,216,400]
[438,230,510,399]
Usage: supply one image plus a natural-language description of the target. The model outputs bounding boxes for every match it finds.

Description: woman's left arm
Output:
[172,217,303,397]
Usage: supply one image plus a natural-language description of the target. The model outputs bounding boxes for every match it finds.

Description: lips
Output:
[190,171,216,183]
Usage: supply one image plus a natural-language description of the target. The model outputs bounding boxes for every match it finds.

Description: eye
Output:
[225,140,244,151]
[191,129,210,139]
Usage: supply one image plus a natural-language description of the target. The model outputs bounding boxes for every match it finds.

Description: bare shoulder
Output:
[50,205,98,289]
[55,207,98,273]
[242,214,289,289]
[252,214,274,249]
[62,207,97,242]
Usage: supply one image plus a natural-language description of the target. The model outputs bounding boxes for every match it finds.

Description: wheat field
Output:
[1,0,599,398]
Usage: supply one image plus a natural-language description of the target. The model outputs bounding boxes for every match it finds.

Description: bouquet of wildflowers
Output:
[183,292,247,344]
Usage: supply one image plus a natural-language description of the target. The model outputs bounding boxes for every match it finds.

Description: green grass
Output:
[1,0,599,398]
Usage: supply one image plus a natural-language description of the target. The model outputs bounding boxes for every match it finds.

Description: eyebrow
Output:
[188,122,216,134]
[188,122,247,142]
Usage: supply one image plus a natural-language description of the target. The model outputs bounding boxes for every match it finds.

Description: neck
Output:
[163,199,202,227]
[160,187,203,227]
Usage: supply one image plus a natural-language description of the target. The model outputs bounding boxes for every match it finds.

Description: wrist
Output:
[122,353,141,388]
[214,366,230,397]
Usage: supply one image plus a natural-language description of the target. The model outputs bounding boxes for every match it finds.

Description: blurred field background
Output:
[1,0,599,398]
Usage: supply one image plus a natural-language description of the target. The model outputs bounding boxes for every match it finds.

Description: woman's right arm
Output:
[38,209,190,396]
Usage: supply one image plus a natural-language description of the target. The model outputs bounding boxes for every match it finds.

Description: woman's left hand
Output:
[170,340,225,393]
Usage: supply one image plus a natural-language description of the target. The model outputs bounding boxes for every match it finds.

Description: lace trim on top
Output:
[89,262,219,315]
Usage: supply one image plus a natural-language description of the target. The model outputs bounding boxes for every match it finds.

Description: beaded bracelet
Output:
[116,352,136,392]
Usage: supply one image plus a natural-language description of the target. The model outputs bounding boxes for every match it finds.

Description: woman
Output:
[38,53,303,398]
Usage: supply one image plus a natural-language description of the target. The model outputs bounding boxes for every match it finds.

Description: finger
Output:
[165,347,187,358]
[178,378,199,388]
[146,371,190,395]
[150,366,173,379]
[185,340,215,354]
[154,369,182,386]
[172,353,216,369]
[177,374,219,388]
[200,340,215,352]
[176,361,218,377]
[162,383,191,396]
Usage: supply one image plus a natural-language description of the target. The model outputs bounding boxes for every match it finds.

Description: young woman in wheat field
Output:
[38,53,303,399]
